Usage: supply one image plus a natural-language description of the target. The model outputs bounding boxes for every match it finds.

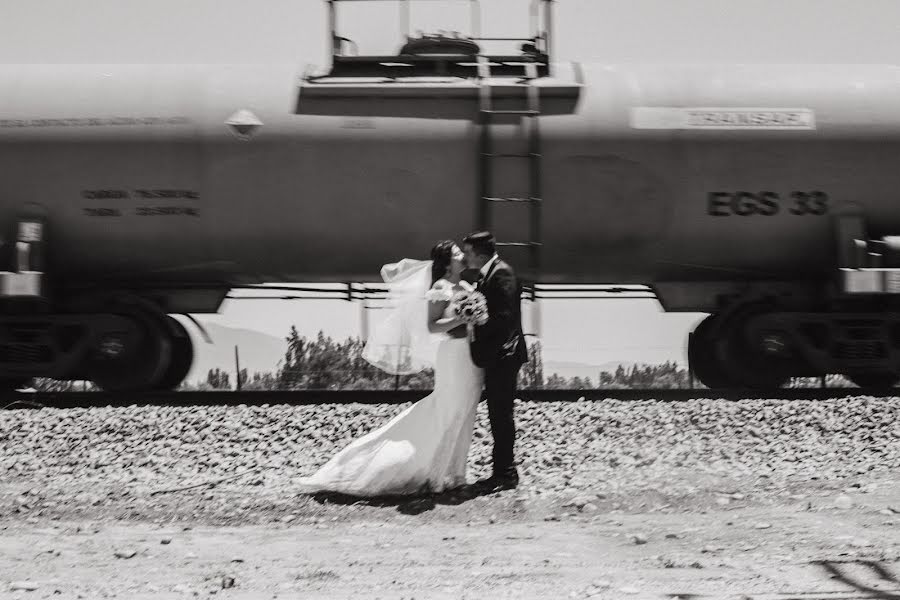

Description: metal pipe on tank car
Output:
[543,0,553,69]
[234,346,242,391]
[360,295,370,341]
[328,0,338,56]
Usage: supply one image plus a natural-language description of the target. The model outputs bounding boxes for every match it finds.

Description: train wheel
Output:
[714,302,792,390]
[847,372,899,392]
[87,299,173,393]
[688,316,736,389]
[152,317,194,391]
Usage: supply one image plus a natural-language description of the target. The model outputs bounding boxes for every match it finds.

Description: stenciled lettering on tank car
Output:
[82,208,122,217]
[82,190,130,200]
[789,191,829,216]
[81,189,200,200]
[631,107,816,130]
[707,191,829,216]
[0,116,192,129]
[340,118,376,129]
[134,206,199,217]
[135,189,200,200]
[686,111,809,128]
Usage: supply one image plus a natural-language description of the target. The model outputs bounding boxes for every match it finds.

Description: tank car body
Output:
[4,54,900,390]
[3,62,900,289]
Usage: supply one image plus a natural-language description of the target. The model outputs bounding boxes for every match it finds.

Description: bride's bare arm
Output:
[428,300,463,334]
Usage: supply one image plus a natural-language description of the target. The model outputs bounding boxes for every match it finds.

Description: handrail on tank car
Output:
[323,0,555,68]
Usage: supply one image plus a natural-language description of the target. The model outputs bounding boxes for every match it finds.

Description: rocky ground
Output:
[1,394,899,598]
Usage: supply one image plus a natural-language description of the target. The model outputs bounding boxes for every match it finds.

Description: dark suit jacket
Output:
[469,258,528,369]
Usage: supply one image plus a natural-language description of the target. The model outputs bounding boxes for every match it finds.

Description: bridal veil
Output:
[361,258,445,375]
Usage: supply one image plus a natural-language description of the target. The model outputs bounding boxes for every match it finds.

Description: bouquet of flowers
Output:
[450,288,489,341]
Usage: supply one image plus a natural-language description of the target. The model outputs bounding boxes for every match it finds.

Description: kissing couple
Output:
[294,231,528,497]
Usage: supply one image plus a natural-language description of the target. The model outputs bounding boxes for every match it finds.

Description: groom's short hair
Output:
[463,231,496,257]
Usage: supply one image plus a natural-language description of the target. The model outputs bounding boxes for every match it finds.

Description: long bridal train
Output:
[294,337,484,497]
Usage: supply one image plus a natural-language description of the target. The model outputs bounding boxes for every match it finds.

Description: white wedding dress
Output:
[294,279,484,497]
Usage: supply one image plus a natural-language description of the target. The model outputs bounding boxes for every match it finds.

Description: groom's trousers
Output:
[484,359,522,477]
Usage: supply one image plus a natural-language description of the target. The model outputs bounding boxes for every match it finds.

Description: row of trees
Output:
[542,361,691,390]
[194,328,545,391]
[184,329,691,391]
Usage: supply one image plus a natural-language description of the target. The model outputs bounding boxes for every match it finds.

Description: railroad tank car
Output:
[3,0,900,392]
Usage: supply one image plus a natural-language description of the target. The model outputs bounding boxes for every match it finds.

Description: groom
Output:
[462,231,528,493]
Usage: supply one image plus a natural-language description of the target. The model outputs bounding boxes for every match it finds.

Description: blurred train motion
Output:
[3,0,900,392]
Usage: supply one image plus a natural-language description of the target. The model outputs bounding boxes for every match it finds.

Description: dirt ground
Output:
[2,477,899,600]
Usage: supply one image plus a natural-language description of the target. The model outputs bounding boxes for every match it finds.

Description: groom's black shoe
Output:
[488,476,518,492]
[476,470,519,493]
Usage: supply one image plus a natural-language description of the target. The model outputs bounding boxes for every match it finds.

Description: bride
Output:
[293,240,485,497]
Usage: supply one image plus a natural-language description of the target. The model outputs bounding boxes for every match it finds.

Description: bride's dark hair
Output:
[430,240,456,285]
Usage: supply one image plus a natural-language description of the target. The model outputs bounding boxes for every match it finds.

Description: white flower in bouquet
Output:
[451,289,489,328]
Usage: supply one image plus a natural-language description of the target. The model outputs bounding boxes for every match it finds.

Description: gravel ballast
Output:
[1,395,898,523]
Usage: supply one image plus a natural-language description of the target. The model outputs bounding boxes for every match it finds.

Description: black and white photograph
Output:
[1,0,900,598]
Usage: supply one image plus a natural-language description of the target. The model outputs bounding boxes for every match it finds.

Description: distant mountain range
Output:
[182,323,646,385]
[183,321,287,385]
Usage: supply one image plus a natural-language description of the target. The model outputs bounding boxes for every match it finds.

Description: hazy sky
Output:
[4,0,899,375]
[5,0,900,64]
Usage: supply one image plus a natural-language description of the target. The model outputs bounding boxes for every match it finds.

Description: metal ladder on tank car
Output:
[477,55,543,299]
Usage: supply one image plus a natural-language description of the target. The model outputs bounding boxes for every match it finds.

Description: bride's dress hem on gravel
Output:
[294,337,484,497]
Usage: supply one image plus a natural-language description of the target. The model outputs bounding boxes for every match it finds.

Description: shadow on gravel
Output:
[804,560,900,600]
[663,559,900,600]
[305,482,502,515]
